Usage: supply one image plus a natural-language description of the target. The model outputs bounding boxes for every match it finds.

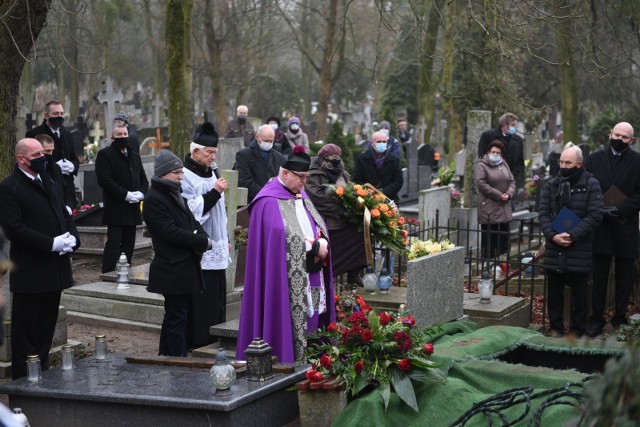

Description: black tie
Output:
[34,177,44,190]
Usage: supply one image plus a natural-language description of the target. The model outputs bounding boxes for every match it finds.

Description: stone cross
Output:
[219,169,248,292]
[463,110,491,208]
[89,121,104,144]
[97,77,123,139]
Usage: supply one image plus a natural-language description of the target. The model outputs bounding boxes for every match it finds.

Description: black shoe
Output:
[585,319,605,337]
[611,316,628,329]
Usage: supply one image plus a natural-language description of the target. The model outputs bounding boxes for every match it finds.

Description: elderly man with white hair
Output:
[538,145,603,338]
[224,104,255,147]
[180,122,230,349]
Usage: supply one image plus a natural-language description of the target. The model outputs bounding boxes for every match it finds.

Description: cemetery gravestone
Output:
[418,186,451,229]
[217,137,245,171]
[98,77,123,140]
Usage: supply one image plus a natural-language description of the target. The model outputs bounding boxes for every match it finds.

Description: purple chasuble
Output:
[236,179,335,363]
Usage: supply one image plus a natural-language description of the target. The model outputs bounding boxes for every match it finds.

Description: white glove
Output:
[52,232,70,253]
[317,238,329,259]
[66,206,73,215]
[56,159,74,175]
[125,192,139,203]
[59,234,77,256]
[131,191,145,201]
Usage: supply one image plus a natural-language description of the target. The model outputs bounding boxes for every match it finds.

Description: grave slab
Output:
[0,353,305,427]
[463,293,531,328]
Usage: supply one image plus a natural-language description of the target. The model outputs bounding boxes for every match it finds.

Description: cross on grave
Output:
[148,128,170,154]
[89,121,104,144]
[25,113,37,131]
[97,77,123,139]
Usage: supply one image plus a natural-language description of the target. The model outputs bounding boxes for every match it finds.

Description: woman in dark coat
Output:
[475,140,515,258]
[306,144,367,286]
[143,150,210,356]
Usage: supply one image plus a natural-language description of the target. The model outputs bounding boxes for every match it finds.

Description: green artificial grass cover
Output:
[330,321,624,427]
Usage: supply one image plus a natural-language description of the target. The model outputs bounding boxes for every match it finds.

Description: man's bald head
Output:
[15,138,42,157]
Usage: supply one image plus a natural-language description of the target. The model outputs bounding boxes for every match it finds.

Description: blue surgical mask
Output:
[374,143,388,153]
[508,126,516,135]
[489,154,502,164]
[380,129,390,137]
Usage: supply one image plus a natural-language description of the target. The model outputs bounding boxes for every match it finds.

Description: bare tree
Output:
[0,0,52,177]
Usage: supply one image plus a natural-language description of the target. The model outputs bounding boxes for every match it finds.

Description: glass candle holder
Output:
[62,344,75,370]
[26,354,41,382]
[95,335,108,360]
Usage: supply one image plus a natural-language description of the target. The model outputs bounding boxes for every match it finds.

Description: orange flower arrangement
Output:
[330,182,409,252]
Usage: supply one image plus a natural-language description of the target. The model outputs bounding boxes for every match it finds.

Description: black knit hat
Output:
[154,149,183,177]
[193,122,218,147]
[283,145,311,172]
[265,116,281,127]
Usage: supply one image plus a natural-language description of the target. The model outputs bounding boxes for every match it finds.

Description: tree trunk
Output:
[0,0,51,178]
[416,0,445,146]
[166,0,193,159]
[204,0,227,133]
[556,0,578,145]
[315,0,339,142]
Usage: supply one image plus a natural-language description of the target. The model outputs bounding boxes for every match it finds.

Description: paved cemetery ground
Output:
[69,255,159,356]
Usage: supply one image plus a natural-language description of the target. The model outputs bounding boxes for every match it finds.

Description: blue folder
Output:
[551,207,581,233]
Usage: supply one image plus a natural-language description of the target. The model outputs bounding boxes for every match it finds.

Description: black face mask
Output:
[559,167,578,177]
[610,138,629,153]
[48,116,64,129]
[237,116,247,123]
[329,159,341,168]
[113,137,129,150]
[29,156,47,174]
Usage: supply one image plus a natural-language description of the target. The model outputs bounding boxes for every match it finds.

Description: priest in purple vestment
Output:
[237,146,336,364]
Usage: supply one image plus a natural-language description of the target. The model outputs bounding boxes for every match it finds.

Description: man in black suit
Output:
[26,100,80,196]
[0,138,80,379]
[234,124,286,202]
[584,121,640,336]
[95,126,149,273]
[35,133,77,213]
[352,131,404,203]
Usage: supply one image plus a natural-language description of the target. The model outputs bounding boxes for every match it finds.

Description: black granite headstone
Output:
[83,170,103,206]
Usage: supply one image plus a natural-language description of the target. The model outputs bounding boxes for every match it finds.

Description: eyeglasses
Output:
[169,170,184,175]
[288,170,308,181]
[202,149,218,156]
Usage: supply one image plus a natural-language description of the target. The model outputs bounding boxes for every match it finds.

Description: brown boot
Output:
[347,269,364,287]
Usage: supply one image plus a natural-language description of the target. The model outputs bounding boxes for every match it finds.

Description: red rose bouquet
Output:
[306,292,445,412]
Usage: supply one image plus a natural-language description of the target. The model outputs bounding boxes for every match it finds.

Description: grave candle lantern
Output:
[210,348,236,395]
[478,271,493,304]
[244,337,274,382]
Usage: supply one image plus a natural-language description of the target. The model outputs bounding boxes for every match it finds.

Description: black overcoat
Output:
[0,166,80,293]
[95,144,149,226]
[26,122,80,175]
[234,140,285,202]
[143,178,209,295]
[538,169,603,273]
[351,148,404,203]
[585,148,640,258]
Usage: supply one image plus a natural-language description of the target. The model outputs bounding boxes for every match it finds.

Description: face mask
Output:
[270,123,278,131]
[28,155,47,174]
[113,137,129,150]
[258,141,273,152]
[508,126,516,135]
[290,123,300,132]
[489,154,502,164]
[238,115,247,123]
[329,159,341,168]
[610,138,628,152]
[374,143,387,153]
[559,167,578,177]
[48,116,64,128]
[381,129,390,137]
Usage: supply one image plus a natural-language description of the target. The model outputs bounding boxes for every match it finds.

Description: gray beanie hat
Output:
[154,149,182,178]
